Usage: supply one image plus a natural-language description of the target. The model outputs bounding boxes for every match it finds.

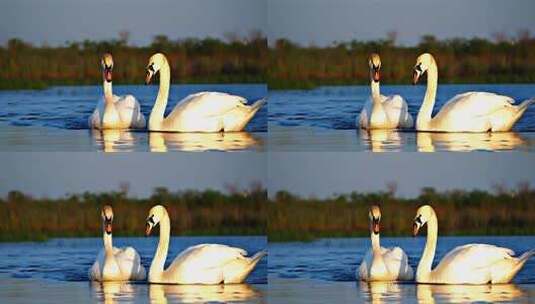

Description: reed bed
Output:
[269,185,535,241]
[0,187,266,242]
[2,33,535,90]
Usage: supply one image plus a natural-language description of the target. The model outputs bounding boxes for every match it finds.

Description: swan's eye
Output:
[414,214,423,225]
[414,64,422,73]
[147,63,155,72]
[147,214,155,224]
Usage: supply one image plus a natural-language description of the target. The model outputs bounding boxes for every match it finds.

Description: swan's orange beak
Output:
[412,223,420,236]
[412,70,420,85]
[372,222,380,234]
[373,70,380,82]
[145,223,152,236]
[145,70,153,85]
[105,222,112,234]
[104,69,112,82]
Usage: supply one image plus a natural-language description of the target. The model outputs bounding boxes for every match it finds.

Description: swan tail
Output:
[224,98,266,131]
[518,248,535,264]
[493,97,534,131]
[223,249,267,284]
[492,249,535,283]
[519,97,535,110]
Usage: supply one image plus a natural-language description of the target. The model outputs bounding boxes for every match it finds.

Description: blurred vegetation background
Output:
[0,31,267,90]
[2,182,534,242]
[269,30,535,89]
[269,182,535,241]
[1,31,535,90]
[0,185,266,242]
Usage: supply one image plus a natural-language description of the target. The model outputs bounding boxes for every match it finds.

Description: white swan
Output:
[89,205,146,282]
[413,205,535,284]
[358,53,413,130]
[357,205,414,281]
[413,53,534,132]
[89,54,146,130]
[145,53,266,132]
[145,205,267,284]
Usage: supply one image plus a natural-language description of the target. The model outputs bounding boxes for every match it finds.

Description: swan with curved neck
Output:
[413,53,534,132]
[145,205,267,284]
[358,53,413,130]
[145,53,266,132]
[413,205,535,284]
[88,53,146,130]
[357,205,413,281]
[88,205,146,281]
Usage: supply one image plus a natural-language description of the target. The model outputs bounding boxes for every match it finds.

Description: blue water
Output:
[269,236,535,284]
[0,236,267,284]
[0,84,267,132]
[269,84,535,131]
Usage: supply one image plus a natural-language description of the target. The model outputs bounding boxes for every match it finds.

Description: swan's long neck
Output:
[149,212,170,281]
[370,231,381,252]
[149,61,171,130]
[103,80,113,100]
[370,80,381,102]
[103,231,113,254]
[416,60,438,129]
[417,212,438,282]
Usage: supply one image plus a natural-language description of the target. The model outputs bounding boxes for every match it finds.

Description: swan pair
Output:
[358,53,534,132]
[89,53,265,132]
[89,205,266,284]
[358,205,534,284]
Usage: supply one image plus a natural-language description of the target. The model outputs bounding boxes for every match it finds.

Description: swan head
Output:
[368,205,381,234]
[145,204,168,236]
[101,53,114,83]
[145,53,168,84]
[413,53,435,85]
[101,205,114,235]
[368,53,381,82]
[413,205,435,236]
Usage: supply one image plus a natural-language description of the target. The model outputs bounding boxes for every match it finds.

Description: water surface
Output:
[0,84,267,152]
[269,84,535,152]
[0,236,267,303]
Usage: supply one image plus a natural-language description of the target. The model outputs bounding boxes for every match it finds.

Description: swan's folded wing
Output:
[382,95,406,110]
[170,244,248,271]
[88,249,106,280]
[440,92,515,118]
[436,244,515,272]
[115,246,145,278]
[382,246,412,277]
[172,92,249,118]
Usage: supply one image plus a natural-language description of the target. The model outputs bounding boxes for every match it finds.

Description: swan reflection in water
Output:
[148,283,262,304]
[149,131,261,152]
[359,129,404,152]
[416,283,526,303]
[91,130,262,152]
[359,281,527,304]
[359,281,406,304]
[91,282,136,304]
[416,131,527,152]
[91,129,138,152]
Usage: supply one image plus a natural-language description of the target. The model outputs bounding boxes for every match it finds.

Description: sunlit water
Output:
[269,84,535,152]
[269,236,535,303]
[0,236,267,303]
[0,84,267,152]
